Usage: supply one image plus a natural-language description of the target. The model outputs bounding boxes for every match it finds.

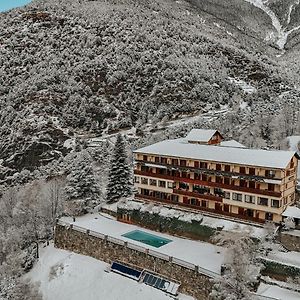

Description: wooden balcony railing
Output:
[135,159,282,182]
[134,170,282,198]
[135,193,265,224]
[173,189,223,202]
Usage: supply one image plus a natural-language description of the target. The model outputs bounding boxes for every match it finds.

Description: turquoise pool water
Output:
[0,0,32,12]
[122,230,172,248]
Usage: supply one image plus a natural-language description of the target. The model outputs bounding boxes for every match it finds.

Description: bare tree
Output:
[210,228,261,300]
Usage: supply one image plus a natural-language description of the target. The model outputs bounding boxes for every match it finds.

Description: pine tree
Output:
[106,134,132,203]
[65,151,100,201]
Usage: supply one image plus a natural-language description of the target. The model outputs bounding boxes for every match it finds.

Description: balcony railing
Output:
[135,193,265,224]
[173,189,223,202]
[134,170,282,198]
[135,159,282,182]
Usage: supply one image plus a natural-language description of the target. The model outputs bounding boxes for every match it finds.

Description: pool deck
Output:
[60,213,225,274]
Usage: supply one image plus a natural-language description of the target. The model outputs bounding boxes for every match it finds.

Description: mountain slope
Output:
[0,0,299,186]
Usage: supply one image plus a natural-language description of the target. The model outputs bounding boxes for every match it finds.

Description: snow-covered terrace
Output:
[60,213,225,276]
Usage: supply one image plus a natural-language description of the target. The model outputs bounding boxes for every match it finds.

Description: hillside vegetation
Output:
[0,0,299,187]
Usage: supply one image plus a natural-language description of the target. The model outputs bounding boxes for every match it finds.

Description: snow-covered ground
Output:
[267,250,300,269]
[287,136,300,153]
[257,283,300,300]
[61,213,225,274]
[27,244,194,300]
[228,77,257,94]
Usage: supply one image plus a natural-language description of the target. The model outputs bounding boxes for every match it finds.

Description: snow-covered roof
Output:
[282,206,300,219]
[185,129,220,143]
[134,138,296,169]
[220,140,246,148]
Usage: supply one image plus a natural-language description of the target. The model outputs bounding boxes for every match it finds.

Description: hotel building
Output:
[133,129,298,223]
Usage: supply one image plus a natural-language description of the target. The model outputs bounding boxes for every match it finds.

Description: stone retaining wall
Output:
[55,224,213,300]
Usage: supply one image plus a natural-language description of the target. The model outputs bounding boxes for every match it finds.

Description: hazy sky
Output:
[0,0,32,12]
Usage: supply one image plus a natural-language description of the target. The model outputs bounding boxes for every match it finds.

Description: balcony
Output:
[135,193,265,224]
[134,170,282,198]
[173,189,223,202]
[135,159,282,181]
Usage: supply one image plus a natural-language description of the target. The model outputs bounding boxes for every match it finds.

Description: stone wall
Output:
[55,224,213,300]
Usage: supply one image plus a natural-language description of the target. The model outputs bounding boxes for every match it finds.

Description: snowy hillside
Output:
[27,244,194,300]
[0,0,300,191]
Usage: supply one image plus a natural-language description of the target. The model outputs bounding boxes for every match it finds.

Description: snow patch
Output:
[27,244,194,300]
[244,0,300,49]
[228,77,257,94]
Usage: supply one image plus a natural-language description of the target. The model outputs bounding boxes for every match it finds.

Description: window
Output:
[201,200,208,207]
[240,167,246,174]
[245,195,255,204]
[141,177,148,185]
[171,195,179,202]
[265,170,276,178]
[167,182,174,189]
[179,182,189,190]
[232,193,243,201]
[134,176,140,183]
[200,162,207,169]
[181,171,188,178]
[158,180,166,188]
[183,197,189,204]
[271,199,281,208]
[202,174,208,181]
[194,173,200,180]
[249,168,255,175]
[216,176,223,184]
[191,198,199,206]
[224,165,231,172]
[157,168,166,175]
[194,161,199,168]
[214,188,224,197]
[224,192,230,199]
[268,184,275,191]
[258,197,268,206]
[249,181,255,189]
[216,164,221,171]
[193,185,209,194]
[143,155,148,161]
[180,159,186,167]
[239,180,247,187]
[149,179,157,186]
[161,157,167,164]
[290,193,295,201]
[265,212,273,221]
[172,158,178,165]
[224,177,230,185]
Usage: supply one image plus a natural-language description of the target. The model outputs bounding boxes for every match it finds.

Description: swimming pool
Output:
[122,230,172,248]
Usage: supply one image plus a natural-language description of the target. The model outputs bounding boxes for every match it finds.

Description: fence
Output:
[57,219,220,279]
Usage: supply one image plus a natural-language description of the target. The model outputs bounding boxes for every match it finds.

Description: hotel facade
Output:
[133,129,298,223]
